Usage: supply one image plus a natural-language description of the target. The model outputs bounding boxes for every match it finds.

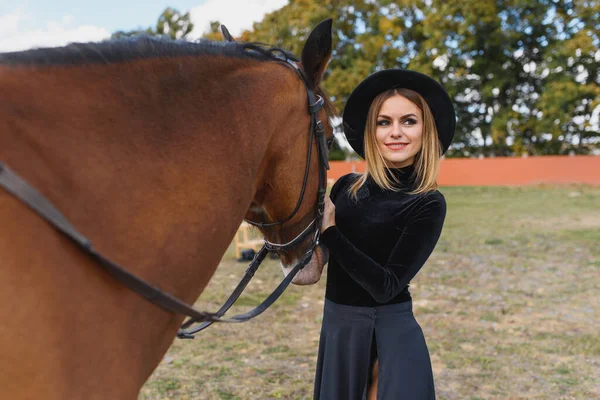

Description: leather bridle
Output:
[178,56,332,337]
[245,60,330,247]
[0,56,332,339]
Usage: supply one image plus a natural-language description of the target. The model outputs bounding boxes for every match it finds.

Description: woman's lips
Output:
[385,143,408,150]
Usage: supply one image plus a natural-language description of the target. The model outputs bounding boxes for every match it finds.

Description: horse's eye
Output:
[326,138,334,149]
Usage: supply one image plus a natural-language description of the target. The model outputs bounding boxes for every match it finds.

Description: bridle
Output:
[244,61,330,250]
[0,55,332,339]
[178,56,332,337]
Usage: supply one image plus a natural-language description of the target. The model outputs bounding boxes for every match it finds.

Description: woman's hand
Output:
[320,196,336,233]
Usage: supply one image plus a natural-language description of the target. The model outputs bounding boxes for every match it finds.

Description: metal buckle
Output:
[309,95,325,114]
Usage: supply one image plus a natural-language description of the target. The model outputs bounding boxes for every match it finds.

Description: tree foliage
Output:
[116,1,600,157]
[236,0,599,156]
[112,7,193,40]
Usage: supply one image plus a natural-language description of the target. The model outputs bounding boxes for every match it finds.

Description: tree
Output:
[114,1,599,156]
[112,7,194,40]
[201,21,226,42]
[537,0,600,154]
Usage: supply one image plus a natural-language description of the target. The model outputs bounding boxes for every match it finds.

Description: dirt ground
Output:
[140,185,600,399]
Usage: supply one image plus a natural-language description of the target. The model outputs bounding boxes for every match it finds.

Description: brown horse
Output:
[0,20,335,399]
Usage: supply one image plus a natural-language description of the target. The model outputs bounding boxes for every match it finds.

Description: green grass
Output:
[140,185,600,400]
[560,228,600,245]
[147,378,180,395]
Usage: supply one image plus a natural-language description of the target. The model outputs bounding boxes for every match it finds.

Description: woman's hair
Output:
[348,88,442,200]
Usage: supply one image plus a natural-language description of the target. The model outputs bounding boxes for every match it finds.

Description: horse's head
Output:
[245,19,335,285]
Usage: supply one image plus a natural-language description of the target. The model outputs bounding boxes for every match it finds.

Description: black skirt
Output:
[313,299,435,400]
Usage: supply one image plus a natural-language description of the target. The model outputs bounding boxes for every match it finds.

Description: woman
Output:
[314,69,456,400]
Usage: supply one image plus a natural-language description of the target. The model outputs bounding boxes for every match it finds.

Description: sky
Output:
[0,0,288,52]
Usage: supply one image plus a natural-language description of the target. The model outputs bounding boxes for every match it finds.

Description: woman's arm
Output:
[321,193,446,303]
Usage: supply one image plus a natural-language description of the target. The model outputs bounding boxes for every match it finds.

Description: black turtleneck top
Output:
[320,165,446,307]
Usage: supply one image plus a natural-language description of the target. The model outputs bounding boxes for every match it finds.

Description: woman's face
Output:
[375,94,423,168]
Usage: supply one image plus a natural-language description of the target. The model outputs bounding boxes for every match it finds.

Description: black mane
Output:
[0,35,338,120]
[0,35,298,66]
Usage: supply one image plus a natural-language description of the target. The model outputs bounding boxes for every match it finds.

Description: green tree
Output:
[112,27,153,39]
[156,7,194,39]
[112,7,194,40]
[236,0,599,156]
[328,138,348,161]
[114,1,599,156]
[202,21,226,41]
[537,0,600,154]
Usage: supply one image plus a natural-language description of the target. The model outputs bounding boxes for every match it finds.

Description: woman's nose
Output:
[389,122,403,137]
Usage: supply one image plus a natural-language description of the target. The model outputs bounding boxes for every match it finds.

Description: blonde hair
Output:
[349,88,442,200]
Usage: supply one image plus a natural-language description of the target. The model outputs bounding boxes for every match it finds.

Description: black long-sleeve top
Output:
[320,165,446,307]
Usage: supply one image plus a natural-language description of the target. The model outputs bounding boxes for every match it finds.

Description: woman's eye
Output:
[403,118,417,125]
[377,120,390,126]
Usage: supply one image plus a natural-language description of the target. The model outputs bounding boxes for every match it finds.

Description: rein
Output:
[0,58,330,339]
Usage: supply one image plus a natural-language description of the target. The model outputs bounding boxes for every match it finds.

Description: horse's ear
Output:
[301,18,333,88]
[221,25,235,42]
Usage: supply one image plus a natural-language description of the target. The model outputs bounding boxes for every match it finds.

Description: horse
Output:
[0,19,335,399]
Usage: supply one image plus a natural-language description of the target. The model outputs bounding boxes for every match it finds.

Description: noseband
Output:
[0,57,331,339]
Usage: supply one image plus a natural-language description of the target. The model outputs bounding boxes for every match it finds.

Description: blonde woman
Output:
[315,69,456,400]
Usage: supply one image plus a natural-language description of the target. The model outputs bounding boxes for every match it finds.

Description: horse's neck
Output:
[0,54,307,396]
[0,56,286,301]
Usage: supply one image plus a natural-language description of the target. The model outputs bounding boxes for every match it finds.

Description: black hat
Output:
[342,69,456,158]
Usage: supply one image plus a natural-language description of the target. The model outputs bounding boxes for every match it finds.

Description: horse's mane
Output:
[0,35,337,119]
[0,35,298,66]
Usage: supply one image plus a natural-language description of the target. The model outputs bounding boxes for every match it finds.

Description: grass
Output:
[140,185,600,399]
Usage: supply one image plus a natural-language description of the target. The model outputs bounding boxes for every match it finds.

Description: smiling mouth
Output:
[386,143,408,150]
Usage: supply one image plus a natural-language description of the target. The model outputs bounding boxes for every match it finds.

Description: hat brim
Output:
[342,69,456,158]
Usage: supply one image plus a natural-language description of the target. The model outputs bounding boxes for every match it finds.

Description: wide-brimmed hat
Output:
[342,69,456,158]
